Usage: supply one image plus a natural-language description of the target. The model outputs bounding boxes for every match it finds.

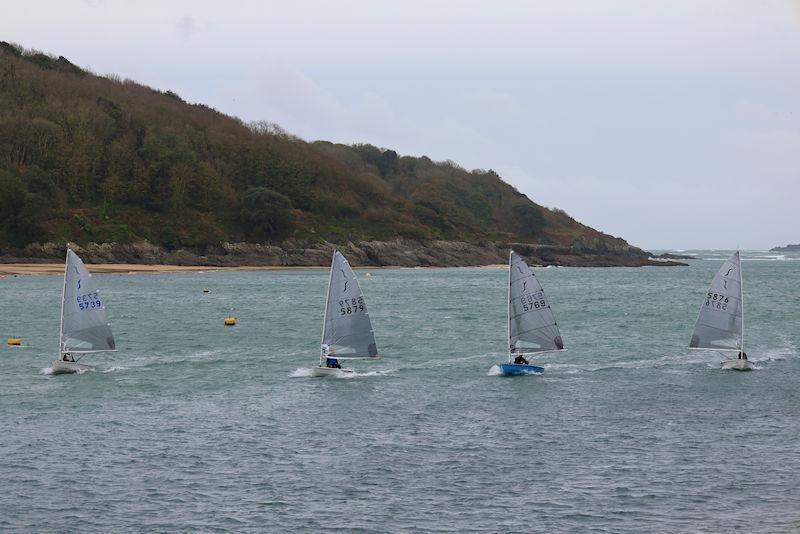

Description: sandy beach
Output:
[0,263,330,276]
[0,263,513,276]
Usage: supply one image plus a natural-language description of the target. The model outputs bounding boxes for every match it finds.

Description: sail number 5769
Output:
[521,292,547,312]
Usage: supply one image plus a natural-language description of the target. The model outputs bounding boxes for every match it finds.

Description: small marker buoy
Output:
[202,288,210,293]
[7,338,22,346]
[365,272,372,277]
[224,317,236,326]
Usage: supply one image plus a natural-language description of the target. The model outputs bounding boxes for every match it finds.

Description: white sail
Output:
[689,251,743,351]
[508,250,564,358]
[60,249,115,354]
[320,251,378,361]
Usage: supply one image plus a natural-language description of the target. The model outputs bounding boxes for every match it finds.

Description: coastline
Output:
[0,239,687,275]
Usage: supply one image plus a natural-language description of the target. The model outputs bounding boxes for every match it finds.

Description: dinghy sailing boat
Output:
[311,250,379,377]
[497,250,565,376]
[689,251,752,371]
[51,249,116,374]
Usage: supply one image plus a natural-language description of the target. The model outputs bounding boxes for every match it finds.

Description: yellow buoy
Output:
[224,317,236,326]
[202,288,210,293]
[7,338,22,346]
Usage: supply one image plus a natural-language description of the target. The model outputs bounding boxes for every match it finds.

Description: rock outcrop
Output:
[0,240,686,267]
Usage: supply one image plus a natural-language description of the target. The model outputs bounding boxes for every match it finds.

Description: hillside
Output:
[0,42,657,265]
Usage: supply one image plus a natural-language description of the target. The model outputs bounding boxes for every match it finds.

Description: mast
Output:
[318,250,336,366]
[507,249,512,363]
[739,250,744,355]
[57,248,69,358]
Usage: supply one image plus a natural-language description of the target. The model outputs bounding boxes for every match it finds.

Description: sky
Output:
[2,0,798,250]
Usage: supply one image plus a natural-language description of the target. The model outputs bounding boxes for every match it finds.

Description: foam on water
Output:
[289,367,314,377]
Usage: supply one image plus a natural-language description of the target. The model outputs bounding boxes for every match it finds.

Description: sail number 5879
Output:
[339,297,365,315]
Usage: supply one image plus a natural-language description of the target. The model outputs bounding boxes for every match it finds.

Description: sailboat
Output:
[497,250,565,376]
[50,249,116,374]
[689,251,752,371]
[311,250,379,377]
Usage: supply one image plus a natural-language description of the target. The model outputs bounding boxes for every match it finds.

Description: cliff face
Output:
[1,240,684,268]
[0,42,651,262]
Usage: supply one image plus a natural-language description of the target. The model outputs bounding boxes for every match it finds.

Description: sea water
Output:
[1,251,798,532]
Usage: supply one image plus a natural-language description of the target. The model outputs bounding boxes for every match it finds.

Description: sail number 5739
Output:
[77,291,102,310]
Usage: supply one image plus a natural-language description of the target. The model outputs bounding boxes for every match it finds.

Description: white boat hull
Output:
[310,366,354,377]
[51,360,92,374]
[721,359,754,371]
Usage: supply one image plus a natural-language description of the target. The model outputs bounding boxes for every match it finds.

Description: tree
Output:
[239,187,294,239]
[512,203,546,237]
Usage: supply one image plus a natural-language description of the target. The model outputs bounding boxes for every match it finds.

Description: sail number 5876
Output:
[705,292,728,311]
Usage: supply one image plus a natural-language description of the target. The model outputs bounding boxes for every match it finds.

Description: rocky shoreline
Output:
[0,240,687,268]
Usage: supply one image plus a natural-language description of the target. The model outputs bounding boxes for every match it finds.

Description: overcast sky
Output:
[2,0,798,250]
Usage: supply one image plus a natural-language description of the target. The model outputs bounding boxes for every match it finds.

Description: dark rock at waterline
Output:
[0,240,687,268]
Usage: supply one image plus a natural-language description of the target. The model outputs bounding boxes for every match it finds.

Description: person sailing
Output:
[322,344,341,368]
[62,353,75,362]
[738,351,748,360]
[513,352,529,365]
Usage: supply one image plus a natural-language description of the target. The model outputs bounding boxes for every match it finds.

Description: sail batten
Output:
[689,251,743,351]
[321,251,379,360]
[60,249,115,353]
[507,250,564,358]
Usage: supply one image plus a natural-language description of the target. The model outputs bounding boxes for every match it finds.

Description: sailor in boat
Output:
[321,344,342,368]
[513,354,529,365]
[62,353,75,362]
[738,351,748,360]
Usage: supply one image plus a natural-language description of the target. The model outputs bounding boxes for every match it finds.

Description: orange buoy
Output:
[224,317,236,326]
[7,338,22,346]
[202,288,210,293]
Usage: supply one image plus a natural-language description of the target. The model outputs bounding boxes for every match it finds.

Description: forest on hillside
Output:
[0,41,637,255]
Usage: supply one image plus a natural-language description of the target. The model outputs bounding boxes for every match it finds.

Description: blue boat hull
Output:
[498,363,545,376]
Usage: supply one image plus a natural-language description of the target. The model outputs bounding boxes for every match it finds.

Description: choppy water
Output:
[1,250,799,532]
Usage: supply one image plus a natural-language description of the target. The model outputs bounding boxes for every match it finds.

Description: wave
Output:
[40,366,91,375]
[289,366,396,378]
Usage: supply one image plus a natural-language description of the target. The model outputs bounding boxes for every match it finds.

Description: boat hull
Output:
[310,366,354,377]
[498,363,545,376]
[51,360,92,374]
[721,359,754,371]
